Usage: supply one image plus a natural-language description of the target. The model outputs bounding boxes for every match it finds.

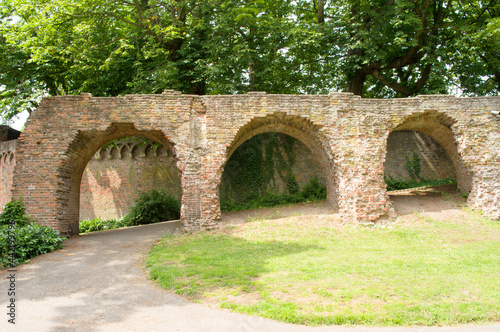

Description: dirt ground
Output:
[221,185,469,225]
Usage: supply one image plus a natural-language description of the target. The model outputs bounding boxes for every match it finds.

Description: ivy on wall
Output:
[220,132,300,204]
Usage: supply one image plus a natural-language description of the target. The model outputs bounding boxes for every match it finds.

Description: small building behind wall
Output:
[8,92,500,236]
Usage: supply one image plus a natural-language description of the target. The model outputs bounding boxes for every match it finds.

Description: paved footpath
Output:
[1,221,499,332]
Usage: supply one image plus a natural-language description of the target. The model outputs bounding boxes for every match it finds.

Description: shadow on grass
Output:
[147,233,321,296]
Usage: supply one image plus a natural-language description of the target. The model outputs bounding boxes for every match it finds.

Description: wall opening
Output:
[79,136,182,222]
[61,123,181,235]
[384,130,456,183]
[385,112,473,215]
[220,113,337,212]
[220,132,327,207]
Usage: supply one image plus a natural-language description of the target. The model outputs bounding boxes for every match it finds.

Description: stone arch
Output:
[109,146,119,159]
[120,145,130,159]
[222,113,338,209]
[389,111,472,193]
[59,123,180,235]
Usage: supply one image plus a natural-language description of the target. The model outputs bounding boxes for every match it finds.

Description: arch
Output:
[156,145,166,157]
[60,123,180,235]
[109,146,119,160]
[120,145,130,159]
[222,113,338,209]
[144,144,153,158]
[390,111,472,193]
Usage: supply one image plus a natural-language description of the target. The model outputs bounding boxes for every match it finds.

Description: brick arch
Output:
[59,123,180,234]
[390,111,472,193]
[222,113,338,209]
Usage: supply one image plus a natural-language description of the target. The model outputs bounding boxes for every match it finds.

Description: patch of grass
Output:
[146,213,500,326]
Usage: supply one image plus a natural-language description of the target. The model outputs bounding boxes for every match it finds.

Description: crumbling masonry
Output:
[1,91,499,236]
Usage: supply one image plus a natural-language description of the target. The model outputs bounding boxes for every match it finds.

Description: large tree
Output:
[0,0,498,121]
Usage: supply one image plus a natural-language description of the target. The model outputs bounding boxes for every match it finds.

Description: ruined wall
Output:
[80,137,181,220]
[11,92,500,236]
[0,140,16,210]
[384,130,455,181]
[220,133,324,203]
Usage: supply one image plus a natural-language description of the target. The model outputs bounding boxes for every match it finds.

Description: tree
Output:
[0,0,498,122]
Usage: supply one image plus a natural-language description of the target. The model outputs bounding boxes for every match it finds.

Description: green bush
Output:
[0,198,65,269]
[385,176,456,191]
[0,198,30,227]
[0,224,65,269]
[302,177,327,200]
[221,177,327,212]
[79,217,132,233]
[124,189,181,225]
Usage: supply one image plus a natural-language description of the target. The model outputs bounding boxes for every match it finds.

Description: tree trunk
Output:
[346,72,366,96]
[317,0,325,24]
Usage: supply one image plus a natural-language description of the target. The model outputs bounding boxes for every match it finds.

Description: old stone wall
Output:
[0,140,16,209]
[384,130,455,181]
[80,137,181,220]
[220,133,325,204]
[10,92,500,236]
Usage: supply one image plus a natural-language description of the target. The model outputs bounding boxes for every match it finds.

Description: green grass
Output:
[146,212,500,326]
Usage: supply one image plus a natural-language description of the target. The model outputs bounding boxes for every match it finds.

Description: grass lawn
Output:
[146,210,500,326]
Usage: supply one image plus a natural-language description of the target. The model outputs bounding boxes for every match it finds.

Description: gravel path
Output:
[1,220,498,332]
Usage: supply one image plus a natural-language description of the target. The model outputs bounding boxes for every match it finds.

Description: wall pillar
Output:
[335,125,394,223]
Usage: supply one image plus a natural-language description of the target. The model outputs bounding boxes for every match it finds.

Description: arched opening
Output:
[220,113,337,212]
[384,130,456,183]
[61,123,182,235]
[385,111,473,214]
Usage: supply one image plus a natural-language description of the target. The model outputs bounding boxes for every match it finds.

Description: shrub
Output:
[404,151,422,181]
[124,189,181,225]
[302,177,327,200]
[0,198,65,269]
[0,198,30,227]
[385,176,456,191]
[0,223,65,269]
[79,217,132,233]
[220,177,327,212]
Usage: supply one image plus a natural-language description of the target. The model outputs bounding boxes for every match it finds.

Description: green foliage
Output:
[404,151,422,181]
[221,133,300,204]
[302,177,327,201]
[221,177,327,212]
[0,198,29,227]
[2,0,498,122]
[385,176,456,191]
[124,189,180,226]
[0,199,65,269]
[79,217,132,233]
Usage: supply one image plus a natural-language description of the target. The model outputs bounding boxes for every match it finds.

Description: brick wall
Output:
[0,140,17,209]
[220,133,325,203]
[80,137,181,220]
[10,92,500,236]
[385,130,455,181]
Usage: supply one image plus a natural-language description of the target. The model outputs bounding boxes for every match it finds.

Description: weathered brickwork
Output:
[8,91,500,236]
[220,133,325,203]
[0,140,17,209]
[80,137,181,220]
[385,130,455,181]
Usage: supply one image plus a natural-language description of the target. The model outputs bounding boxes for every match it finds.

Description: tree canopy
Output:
[1,0,498,121]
